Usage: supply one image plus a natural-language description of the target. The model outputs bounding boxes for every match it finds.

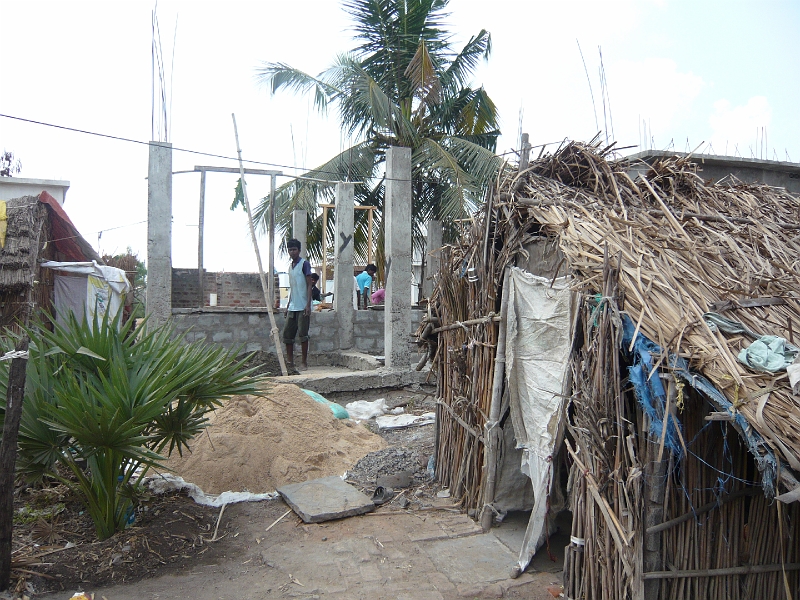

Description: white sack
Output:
[345,398,389,420]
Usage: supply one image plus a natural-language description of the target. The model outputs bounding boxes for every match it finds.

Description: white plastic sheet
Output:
[503,268,576,572]
[375,412,435,430]
[146,473,278,506]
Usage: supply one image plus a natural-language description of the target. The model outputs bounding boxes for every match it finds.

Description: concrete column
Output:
[422,220,442,299]
[146,142,172,328]
[334,183,355,350]
[292,209,308,258]
[384,146,412,368]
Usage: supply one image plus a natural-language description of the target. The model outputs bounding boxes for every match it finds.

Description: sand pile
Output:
[161,383,386,494]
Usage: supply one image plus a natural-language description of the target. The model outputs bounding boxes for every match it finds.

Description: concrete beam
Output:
[384,146,412,368]
[422,220,442,299]
[292,209,308,259]
[146,142,173,328]
[334,183,355,349]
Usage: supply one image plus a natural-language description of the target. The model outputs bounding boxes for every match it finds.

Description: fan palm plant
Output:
[250,0,504,263]
[0,313,261,540]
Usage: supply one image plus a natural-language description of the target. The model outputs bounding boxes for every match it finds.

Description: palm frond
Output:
[251,142,381,260]
[255,62,341,112]
[439,135,505,189]
[440,29,492,94]
[453,87,500,142]
[429,86,500,144]
[404,40,442,104]
[413,135,504,220]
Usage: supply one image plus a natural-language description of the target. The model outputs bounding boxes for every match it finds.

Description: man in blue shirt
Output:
[282,238,313,370]
[355,264,377,310]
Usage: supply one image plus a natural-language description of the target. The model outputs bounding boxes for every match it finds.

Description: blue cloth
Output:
[287,258,311,311]
[355,270,373,293]
[621,315,681,458]
[620,314,777,497]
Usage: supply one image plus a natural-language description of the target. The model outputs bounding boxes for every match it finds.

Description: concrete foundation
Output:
[146,142,173,328]
[384,146,413,368]
[292,209,308,258]
[171,307,424,357]
[334,183,355,349]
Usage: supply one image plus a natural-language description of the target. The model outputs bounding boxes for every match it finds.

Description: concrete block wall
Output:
[171,307,424,357]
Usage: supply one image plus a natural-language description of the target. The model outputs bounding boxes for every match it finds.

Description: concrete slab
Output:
[423,532,519,585]
[490,510,571,574]
[277,476,375,523]
[275,366,429,394]
[490,510,529,554]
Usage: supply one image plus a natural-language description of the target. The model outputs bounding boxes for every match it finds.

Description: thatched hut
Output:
[423,141,800,599]
[0,192,102,331]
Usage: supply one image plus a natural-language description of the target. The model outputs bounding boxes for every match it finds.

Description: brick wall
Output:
[172,269,218,308]
[172,269,265,308]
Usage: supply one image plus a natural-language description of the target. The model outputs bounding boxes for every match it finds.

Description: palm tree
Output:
[252,0,504,263]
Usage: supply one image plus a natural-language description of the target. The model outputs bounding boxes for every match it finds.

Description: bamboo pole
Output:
[231,114,288,376]
[481,267,510,531]
[644,563,800,579]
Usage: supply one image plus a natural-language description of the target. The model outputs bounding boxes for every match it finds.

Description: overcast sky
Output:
[1,0,798,272]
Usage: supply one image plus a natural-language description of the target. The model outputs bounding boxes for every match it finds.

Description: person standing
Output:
[282,238,313,370]
[309,273,332,303]
[355,264,377,310]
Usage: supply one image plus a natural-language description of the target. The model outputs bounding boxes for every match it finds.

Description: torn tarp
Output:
[504,268,577,574]
[621,315,683,459]
[621,314,777,497]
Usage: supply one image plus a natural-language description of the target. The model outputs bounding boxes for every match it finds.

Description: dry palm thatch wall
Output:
[0,196,54,332]
[424,141,800,598]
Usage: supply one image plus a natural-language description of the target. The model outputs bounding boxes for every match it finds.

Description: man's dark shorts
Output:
[282,310,310,344]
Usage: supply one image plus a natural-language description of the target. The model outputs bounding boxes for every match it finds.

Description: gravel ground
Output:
[322,385,439,500]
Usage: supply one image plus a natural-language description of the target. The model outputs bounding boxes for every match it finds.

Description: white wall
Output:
[0,177,70,205]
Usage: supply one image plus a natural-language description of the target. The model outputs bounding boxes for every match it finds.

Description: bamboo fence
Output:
[422,139,800,598]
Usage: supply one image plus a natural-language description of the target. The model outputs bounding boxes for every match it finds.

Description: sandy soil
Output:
[6,384,563,600]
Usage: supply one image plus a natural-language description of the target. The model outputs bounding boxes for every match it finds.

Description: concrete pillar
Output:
[146,142,172,328]
[292,209,308,258]
[334,183,355,350]
[384,146,412,368]
[422,220,442,299]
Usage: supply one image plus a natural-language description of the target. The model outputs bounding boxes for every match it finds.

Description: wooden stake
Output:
[480,267,510,531]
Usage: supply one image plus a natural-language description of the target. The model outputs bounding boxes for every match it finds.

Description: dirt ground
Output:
[6,384,563,600]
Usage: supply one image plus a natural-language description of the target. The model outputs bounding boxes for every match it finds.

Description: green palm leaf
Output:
[251,0,503,259]
[8,313,263,540]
